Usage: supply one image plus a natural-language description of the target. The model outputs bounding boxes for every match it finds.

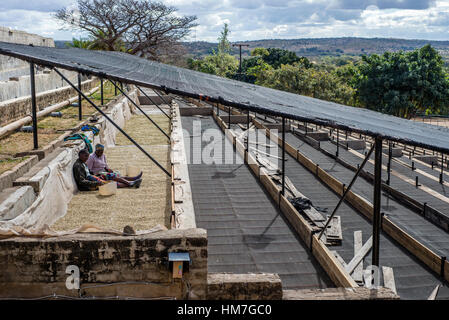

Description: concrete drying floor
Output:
[181,114,334,290]
[51,108,171,232]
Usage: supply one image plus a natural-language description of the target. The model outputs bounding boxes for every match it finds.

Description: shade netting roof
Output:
[0,41,448,153]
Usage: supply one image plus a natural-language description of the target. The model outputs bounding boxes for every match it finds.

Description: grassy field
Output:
[0,80,120,175]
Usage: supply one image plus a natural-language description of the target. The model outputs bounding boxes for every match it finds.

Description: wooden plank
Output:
[312,235,358,288]
[283,287,399,300]
[283,176,326,228]
[325,215,342,245]
[382,266,397,295]
[345,236,373,275]
[279,196,313,248]
[331,250,347,268]
[260,169,280,203]
[250,146,284,160]
[428,284,441,300]
[256,153,280,173]
[353,231,363,283]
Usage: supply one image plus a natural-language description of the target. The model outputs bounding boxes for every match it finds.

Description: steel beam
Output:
[246,109,250,154]
[111,82,170,141]
[372,136,383,267]
[387,142,392,185]
[282,117,286,195]
[153,89,174,115]
[100,78,104,105]
[318,143,375,240]
[30,63,38,150]
[78,73,82,121]
[53,68,171,177]
[336,128,339,157]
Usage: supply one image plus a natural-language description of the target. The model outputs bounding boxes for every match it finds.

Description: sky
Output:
[1,0,449,42]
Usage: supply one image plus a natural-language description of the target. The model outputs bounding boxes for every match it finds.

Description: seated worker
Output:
[86,143,143,188]
[73,149,106,191]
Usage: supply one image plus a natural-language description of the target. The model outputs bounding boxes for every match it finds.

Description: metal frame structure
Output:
[29,63,38,150]
[100,78,104,105]
[136,86,171,119]
[53,67,171,177]
[372,136,383,267]
[10,44,449,271]
[282,117,286,196]
[111,81,170,141]
[78,73,82,121]
[318,143,375,240]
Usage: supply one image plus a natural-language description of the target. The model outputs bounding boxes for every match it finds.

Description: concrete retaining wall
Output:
[0,155,39,191]
[207,273,283,300]
[0,228,208,299]
[0,69,82,111]
[0,186,35,220]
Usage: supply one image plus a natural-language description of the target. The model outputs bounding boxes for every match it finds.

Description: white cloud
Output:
[0,0,448,41]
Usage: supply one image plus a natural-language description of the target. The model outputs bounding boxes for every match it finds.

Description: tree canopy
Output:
[55,0,197,60]
[353,45,449,118]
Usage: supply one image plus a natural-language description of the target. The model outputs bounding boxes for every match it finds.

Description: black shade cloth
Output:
[1,41,448,153]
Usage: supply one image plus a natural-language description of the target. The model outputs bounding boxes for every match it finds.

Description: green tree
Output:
[257,63,355,106]
[217,23,231,54]
[353,45,449,118]
[263,48,303,69]
[66,37,93,49]
[187,24,238,77]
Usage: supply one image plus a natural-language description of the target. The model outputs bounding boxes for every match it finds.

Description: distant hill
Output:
[54,40,69,49]
[55,37,449,61]
[182,37,449,59]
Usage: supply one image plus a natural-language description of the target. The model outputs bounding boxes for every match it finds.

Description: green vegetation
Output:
[187,26,449,119]
[353,45,449,118]
[187,23,238,77]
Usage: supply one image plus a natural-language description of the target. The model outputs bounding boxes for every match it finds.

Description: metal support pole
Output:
[282,117,286,196]
[136,86,171,119]
[336,128,339,157]
[100,78,104,106]
[228,107,231,128]
[53,68,171,177]
[372,136,383,267]
[387,142,392,185]
[152,89,173,111]
[246,110,250,154]
[78,73,82,121]
[112,82,170,140]
[441,153,444,184]
[30,63,38,150]
[318,143,375,240]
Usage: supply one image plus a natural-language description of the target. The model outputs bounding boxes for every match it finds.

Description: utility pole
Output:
[232,43,249,73]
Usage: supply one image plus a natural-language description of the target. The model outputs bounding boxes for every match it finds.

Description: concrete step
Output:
[13,147,64,193]
[0,186,35,220]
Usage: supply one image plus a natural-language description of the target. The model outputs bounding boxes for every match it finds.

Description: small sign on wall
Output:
[173,261,183,278]
[168,252,191,279]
